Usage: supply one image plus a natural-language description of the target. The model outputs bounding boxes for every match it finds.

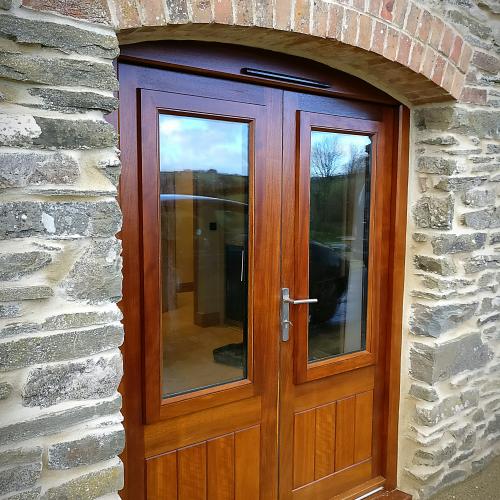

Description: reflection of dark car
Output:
[309,241,349,324]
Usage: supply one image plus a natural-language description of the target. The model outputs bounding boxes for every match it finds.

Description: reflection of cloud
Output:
[159,114,249,175]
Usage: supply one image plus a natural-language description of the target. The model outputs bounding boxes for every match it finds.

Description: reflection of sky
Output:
[311,131,371,171]
[159,114,249,175]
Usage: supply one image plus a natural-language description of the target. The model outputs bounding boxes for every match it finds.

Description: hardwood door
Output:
[278,92,396,499]
[118,46,406,500]
[119,63,282,500]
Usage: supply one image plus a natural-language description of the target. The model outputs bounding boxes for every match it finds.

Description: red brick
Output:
[409,41,424,72]
[255,0,273,28]
[429,17,444,50]
[431,54,446,85]
[396,33,412,65]
[416,10,432,43]
[214,0,232,23]
[274,0,292,30]
[441,62,455,93]
[371,20,387,55]
[295,0,310,34]
[136,0,167,25]
[114,0,141,28]
[460,87,487,105]
[312,0,329,37]
[368,0,382,16]
[392,0,408,27]
[384,26,399,61]
[342,9,359,46]
[459,44,473,73]
[327,5,344,40]
[472,51,500,74]
[381,0,395,21]
[451,71,466,100]
[352,0,365,10]
[234,0,253,25]
[404,3,421,36]
[450,35,463,66]
[421,46,436,79]
[439,27,454,57]
[22,0,112,25]
[358,14,373,50]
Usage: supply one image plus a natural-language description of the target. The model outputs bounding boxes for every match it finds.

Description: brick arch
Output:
[22,0,472,104]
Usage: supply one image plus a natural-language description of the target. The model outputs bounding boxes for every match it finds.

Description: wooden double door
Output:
[119,43,407,500]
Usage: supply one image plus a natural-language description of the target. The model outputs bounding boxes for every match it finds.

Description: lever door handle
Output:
[281,288,317,342]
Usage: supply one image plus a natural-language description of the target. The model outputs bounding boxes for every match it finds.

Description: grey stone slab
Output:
[22,352,122,407]
[0,462,41,497]
[464,207,500,229]
[0,52,117,91]
[48,428,124,469]
[0,446,42,468]
[462,189,496,208]
[0,251,51,280]
[0,14,118,58]
[29,88,118,113]
[414,255,457,276]
[416,156,458,175]
[0,285,53,301]
[464,254,500,273]
[0,395,121,446]
[42,309,122,331]
[410,333,492,384]
[434,176,487,192]
[413,196,454,230]
[0,324,123,371]
[431,233,486,255]
[0,381,12,400]
[0,303,20,318]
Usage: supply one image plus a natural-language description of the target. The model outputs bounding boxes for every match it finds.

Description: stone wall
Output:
[0,1,124,498]
[399,1,500,497]
[0,0,498,499]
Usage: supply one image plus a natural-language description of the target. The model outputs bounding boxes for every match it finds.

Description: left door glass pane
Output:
[159,114,249,399]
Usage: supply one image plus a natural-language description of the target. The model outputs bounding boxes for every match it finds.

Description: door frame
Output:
[113,41,409,500]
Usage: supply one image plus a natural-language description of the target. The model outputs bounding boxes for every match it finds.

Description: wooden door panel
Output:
[146,426,261,500]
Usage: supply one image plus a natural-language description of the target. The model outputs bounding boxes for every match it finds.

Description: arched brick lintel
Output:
[22,0,473,104]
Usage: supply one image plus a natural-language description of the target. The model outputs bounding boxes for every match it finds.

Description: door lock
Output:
[281,288,318,342]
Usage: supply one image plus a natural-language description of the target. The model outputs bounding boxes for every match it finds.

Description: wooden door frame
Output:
[112,41,409,499]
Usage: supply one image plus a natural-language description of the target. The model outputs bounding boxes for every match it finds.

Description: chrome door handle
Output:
[281,288,318,342]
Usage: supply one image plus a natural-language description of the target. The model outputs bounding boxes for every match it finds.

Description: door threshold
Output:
[367,489,412,499]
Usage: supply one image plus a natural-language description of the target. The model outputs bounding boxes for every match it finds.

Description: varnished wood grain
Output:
[146,452,177,500]
[178,443,207,500]
[208,434,235,500]
[235,426,261,500]
[335,397,356,471]
[354,391,374,463]
[314,403,336,479]
[293,410,316,488]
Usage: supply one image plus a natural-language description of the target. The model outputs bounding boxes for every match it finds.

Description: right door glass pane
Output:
[308,131,371,362]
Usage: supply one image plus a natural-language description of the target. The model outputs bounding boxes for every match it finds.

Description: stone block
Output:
[33,117,117,150]
[22,352,122,407]
[463,207,500,229]
[62,239,122,303]
[0,14,118,58]
[0,381,12,399]
[418,136,458,145]
[0,201,121,239]
[463,254,500,273]
[29,88,118,114]
[40,463,123,500]
[414,255,457,275]
[22,0,112,24]
[0,286,53,301]
[42,308,122,331]
[416,156,458,175]
[410,333,492,383]
[0,115,40,147]
[0,322,39,338]
[1,487,41,500]
[0,152,79,188]
[490,232,500,244]
[413,196,454,229]
[0,52,117,91]
[439,469,467,488]
[409,383,439,402]
[0,463,41,497]
[0,251,51,280]
[0,324,123,371]
[478,312,500,326]
[449,449,474,467]
[410,302,478,337]
[434,176,486,192]
[97,156,121,186]
[462,189,496,208]
[47,428,124,469]
[0,395,121,446]
[431,233,486,255]
[472,451,495,472]
[413,441,457,466]
[0,0,11,9]
[0,303,20,318]
[486,144,500,154]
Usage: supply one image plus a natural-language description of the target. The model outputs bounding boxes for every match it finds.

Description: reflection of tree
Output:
[311,137,367,177]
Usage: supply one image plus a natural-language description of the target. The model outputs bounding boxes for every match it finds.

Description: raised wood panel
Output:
[293,409,316,488]
[146,426,260,500]
[314,403,336,479]
[335,397,356,471]
[354,391,374,463]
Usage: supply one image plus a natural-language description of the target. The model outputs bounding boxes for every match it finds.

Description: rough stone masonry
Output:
[0,0,498,499]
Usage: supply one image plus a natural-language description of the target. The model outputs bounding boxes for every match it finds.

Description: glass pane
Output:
[308,131,371,362]
[159,114,249,398]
